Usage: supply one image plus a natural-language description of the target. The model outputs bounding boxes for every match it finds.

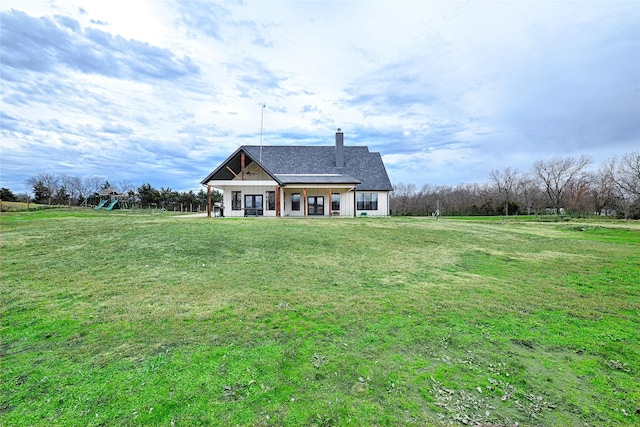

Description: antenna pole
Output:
[260,104,265,162]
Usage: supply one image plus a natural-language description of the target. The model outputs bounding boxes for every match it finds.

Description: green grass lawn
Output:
[1,211,638,426]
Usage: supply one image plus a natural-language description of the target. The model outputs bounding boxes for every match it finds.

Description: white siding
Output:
[221,185,278,217]
[355,191,390,217]
[215,185,390,217]
[336,191,354,217]
[281,188,305,217]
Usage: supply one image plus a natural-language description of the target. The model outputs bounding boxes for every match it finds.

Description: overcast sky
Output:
[2,0,639,195]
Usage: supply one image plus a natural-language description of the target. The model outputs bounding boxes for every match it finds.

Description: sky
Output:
[1,0,639,195]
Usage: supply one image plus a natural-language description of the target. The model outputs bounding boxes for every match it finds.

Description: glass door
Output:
[307,196,324,216]
[244,195,263,216]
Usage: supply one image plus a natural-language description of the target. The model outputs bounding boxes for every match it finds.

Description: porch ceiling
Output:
[281,183,356,189]
[275,174,360,185]
[205,180,278,187]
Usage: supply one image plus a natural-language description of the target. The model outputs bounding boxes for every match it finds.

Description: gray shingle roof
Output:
[201,145,393,191]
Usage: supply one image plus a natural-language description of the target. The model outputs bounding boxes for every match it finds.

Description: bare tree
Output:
[386,155,634,218]
[517,173,542,215]
[84,176,105,195]
[563,173,593,215]
[419,183,440,216]
[79,176,106,206]
[490,167,520,216]
[118,179,135,195]
[587,165,618,216]
[610,151,640,199]
[601,152,640,218]
[67,175,83,203]
[532,155,592,212]
[59,173,83,205]
[390,182,417,215]
[25,172,60,205]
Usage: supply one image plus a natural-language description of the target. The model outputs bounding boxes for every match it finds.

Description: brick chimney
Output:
[335,128,344,168]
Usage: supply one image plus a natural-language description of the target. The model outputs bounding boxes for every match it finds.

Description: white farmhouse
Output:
[201,129,393,217]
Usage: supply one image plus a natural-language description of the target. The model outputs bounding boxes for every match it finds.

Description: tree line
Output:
[389,152,640,219]
[3,152,638,218]
[2,174,221,212]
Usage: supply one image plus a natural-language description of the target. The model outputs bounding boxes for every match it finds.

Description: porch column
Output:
[328,188,332,217]
[275,185,281,217]
[303,188,307,217]
[353,189,357,218]
[207,185,211,218]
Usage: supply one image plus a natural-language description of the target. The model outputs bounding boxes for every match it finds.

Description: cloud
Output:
[0,9,199,80]
[0,111,27,134]
[342,0,640,171]
[492,8,640,149]
[0,1,638,195]
[100,123,133,135]
[252,35,274,48]
[345,58,443,112]
[175,0,230,40]
[227,57,289,98]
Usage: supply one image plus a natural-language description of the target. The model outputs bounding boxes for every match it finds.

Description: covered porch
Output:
[203,181,358,218]
[279,184,357,217]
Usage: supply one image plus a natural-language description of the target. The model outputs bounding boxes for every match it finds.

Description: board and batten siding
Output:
[223,185,277,217]
[219,185,390,217]
[354,191,390,217]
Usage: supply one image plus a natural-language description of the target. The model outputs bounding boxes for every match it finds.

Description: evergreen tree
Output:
[0,188,18,201]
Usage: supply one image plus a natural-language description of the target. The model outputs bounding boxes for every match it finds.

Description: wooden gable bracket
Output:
[225,166,238,177]
[244,163,261,176]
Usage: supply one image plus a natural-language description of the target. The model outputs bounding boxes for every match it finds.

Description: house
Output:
[200,129,393,217]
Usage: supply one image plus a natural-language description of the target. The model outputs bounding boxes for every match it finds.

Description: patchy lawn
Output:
[2,211,638,426]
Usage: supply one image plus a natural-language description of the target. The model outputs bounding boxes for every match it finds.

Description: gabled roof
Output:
[201,145,393,191]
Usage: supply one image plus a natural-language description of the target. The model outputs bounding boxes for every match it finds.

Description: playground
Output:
[93,198,119,210]
[92,188,129,211]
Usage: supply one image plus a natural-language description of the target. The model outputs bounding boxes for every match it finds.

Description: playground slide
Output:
[105,200,118,211]
[94,199,108,210]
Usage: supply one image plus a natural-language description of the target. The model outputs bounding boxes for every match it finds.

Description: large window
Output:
[231,191,242,210]
[356,193,378,210]
[291,193,300,211]
[331,193,340,211]
[266,191,275,210]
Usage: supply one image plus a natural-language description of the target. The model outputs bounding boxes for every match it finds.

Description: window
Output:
[266,191,275,210]
[232,191,241,210]
[356,193,378,210]
[331,193,340,211]
[291,193,300,211]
